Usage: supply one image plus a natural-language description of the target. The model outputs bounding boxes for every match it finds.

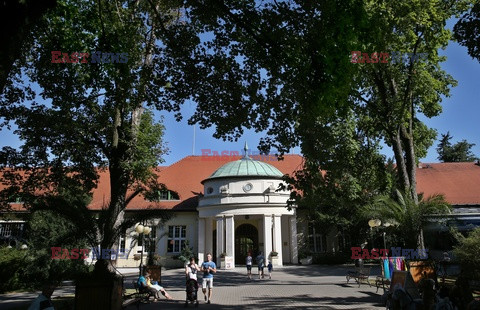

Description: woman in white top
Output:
[186,257,201,281]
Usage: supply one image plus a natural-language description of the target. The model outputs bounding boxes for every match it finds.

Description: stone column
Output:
[258,218,264,253]
[216,216,224,264]
[290,215,298,264]
[198,218,205,264]
[273,215,283,266]
[225,215,235,266]
[263,215,273,263]
[205,217,213,258]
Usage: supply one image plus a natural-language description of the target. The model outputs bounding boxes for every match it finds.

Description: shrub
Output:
[454,227,480,279]
[0,246,27,293]
[176,240,197,264]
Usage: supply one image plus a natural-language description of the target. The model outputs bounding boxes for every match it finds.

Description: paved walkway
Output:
[129,265,386,309]
[0,265,386,310]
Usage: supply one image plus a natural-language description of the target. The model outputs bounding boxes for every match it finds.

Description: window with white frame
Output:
[167,225,186,253]
[119,232,126,254]
[308,225,327,253]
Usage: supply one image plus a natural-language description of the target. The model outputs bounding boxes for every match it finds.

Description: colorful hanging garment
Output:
[383,258,391,279]
[389,258,395,277]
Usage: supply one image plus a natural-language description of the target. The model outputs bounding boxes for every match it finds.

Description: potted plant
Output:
[219,252,228,269]
[270,251,279,266]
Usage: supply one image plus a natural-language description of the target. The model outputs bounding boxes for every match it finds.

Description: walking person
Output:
[267,260,273,279]
[246,252,253,279]
[185,257,201,306]
[256,251,265,279]
[186,257,201,281]
[201,253,216,304]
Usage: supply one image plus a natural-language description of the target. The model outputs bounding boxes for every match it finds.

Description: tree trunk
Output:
[390,130,410,193]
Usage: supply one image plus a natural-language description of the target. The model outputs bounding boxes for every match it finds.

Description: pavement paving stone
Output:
[0,265,386,310]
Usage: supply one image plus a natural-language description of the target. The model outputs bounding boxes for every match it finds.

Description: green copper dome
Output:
[204,142,284,182]
[208,158,283,180]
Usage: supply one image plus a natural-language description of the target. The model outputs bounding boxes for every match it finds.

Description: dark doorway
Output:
[235,224,258,265]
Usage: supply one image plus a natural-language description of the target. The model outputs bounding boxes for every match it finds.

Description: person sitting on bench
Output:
[138,271,173,301]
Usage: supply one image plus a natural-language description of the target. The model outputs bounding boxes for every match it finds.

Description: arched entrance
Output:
[235,224,258,264]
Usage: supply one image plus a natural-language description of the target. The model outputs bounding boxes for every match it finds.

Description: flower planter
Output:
[271,256,279,266]
[300,256,313,265]
[220,256,234,269]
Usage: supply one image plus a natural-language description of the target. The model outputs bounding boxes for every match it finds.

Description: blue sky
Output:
[1,24,479,166]
[156,36,480,165]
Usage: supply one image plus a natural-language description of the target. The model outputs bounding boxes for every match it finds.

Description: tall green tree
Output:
[284,108,394,249]
[159,0,470,248]
[437,132,478,162]
[352,1,472,206]
[454,3,480,62]
[0,0,180,275]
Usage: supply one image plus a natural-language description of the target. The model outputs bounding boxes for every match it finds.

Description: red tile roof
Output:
[4,159,480,212]
[416,162,480,205]
[90,155,304,211]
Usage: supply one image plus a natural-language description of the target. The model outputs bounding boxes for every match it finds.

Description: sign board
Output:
[225,256,234,269]
[390,271,420,299]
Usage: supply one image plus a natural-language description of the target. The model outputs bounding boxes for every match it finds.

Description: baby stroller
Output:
[185,278,199,307]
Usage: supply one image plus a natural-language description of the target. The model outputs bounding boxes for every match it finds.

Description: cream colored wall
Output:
[295,209,340,256]
[158,212,198,268]
[114,212,198,268]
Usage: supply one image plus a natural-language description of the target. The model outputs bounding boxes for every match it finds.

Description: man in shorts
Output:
[201,253,217,304]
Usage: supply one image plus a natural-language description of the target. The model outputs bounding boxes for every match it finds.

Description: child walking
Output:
[267,261,273,279]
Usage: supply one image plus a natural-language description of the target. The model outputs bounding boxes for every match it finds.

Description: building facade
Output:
[2,155,480,268]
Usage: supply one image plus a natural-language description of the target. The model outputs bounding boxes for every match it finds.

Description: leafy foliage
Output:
[0,246,27,293]
[436,132,478,162]
[361,190,451,248]
[0,0,175,275]
[454,3,480,62]
[176,240,196,264]
[453,227,480,277]
[284,109,393,248]
[0,209,92,292]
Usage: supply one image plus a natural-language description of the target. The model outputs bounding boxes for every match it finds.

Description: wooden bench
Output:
[346,267,371,287]
[121,281,152,309]
[375,275,391,293]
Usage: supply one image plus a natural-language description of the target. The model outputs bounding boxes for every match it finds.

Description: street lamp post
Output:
[382,231,387,250]
[136,223,151,278]
[368,219,381,249]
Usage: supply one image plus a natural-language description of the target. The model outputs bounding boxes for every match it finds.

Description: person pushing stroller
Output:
[185,257,201,307]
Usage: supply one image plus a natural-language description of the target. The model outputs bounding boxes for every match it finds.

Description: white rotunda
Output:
[197,143,298,268]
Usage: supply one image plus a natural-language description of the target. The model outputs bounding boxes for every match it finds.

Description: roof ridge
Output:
[158,155,197,173]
